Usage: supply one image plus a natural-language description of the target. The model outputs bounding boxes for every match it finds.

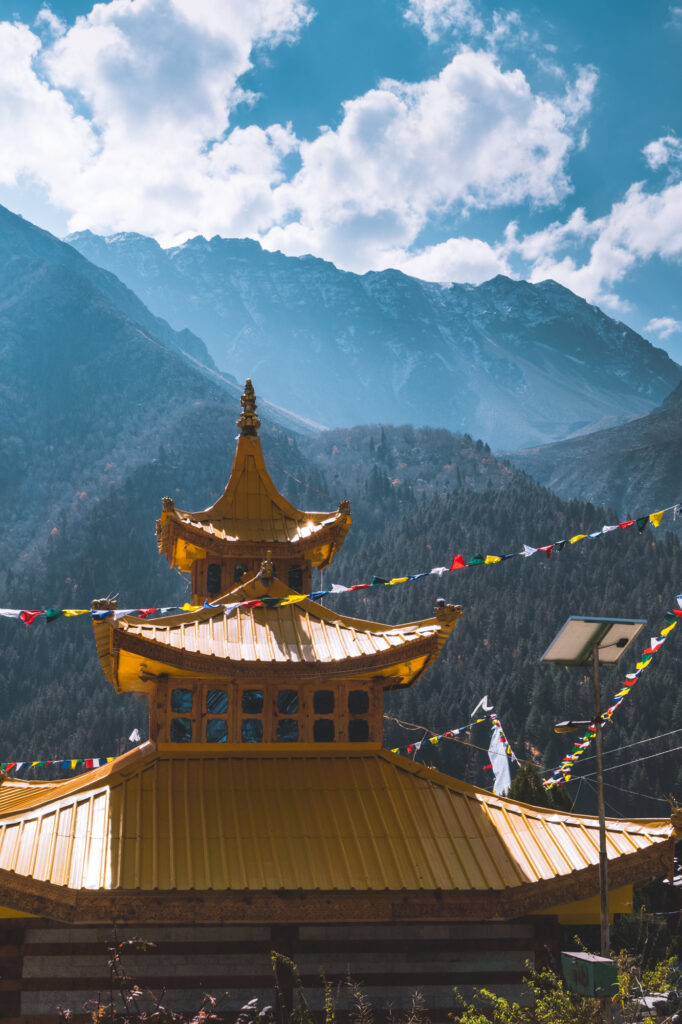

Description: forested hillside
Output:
[1,422,680,818]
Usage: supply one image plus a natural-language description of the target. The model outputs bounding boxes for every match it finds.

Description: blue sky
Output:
[1,0,681,359]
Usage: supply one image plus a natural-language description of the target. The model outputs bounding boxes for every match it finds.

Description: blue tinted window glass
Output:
[171,688,193,713]
[348,690,369,714]
[207,563,222,594]
[207,689,228,714]
[242,719,263,743]
[276,719,298,742]
[314,719,334,742]
[206,719,228,743]
[277,689,298,714]
[242,690,263,714]
[314,690,334,714]
[348,719,369,742]
[170,717,192,742]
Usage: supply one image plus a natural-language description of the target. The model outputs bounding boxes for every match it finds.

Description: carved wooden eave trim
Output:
[0,837,672,925]
[110,627,444,684]
[157,510,351,569]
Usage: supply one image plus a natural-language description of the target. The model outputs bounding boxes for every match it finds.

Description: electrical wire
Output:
[577,742,682,779]
[549,727,682,771]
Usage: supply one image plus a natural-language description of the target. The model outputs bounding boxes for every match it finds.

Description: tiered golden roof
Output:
[0,745,672,923]
[95,576,460,692]
[156,380,350,573]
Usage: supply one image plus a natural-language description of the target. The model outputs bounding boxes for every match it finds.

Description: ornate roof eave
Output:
[157,506,351,569]
[91,581,462,690]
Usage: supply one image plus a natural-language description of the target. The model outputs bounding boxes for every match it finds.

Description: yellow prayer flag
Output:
[569,534,586,544]
[31,761,40,768]
[614,689,629,698]
[649,510,665,528]
[182,603,201,611]
[280,594,308,606]
[661,622,677,636]
[63,609,89,617]
[388,577,409,585]
[484,555,502,564]
[70,760,78,769]
[429,736,438,745]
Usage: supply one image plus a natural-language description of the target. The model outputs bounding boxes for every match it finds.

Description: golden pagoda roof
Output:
[156,380,351,569]
[94,577,462,689]
[0,745,673,924]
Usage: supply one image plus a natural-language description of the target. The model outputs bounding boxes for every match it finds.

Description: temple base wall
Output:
[0,918,559,1023]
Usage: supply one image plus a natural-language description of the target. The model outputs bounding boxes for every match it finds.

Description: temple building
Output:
[0,381,676,1022]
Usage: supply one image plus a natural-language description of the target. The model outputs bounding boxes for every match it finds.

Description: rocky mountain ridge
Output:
[66,229,681,450]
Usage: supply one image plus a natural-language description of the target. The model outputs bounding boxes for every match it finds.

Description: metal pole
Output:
[593,643,612,1023]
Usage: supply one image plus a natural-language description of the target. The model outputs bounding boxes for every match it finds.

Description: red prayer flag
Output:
[20,610,44,625]
[348,584,371,591]
[619,520,635,529]
[538,544,554,559]
[450,554,466,570]
[85,759,93,769]
[136,608,159,619]
[241,599,264,608]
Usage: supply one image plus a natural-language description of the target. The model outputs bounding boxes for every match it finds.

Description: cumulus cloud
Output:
[644,316,682,339]
[643,133,682,171]
[510,179,682,312]
[0,0,597,277]
[378,236,511,283]
[1,0,311,240]
[0,21,94,193]
[262,53,596,271]
[403,0,482,43]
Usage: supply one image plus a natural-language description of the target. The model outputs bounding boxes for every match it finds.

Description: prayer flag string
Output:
[543,592,682,788]
[0,501,679,623]
[0,757,115,774]
[390,710,520,766]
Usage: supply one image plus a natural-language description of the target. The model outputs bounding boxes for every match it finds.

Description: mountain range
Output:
[67,229,681,450]
[506,381,682,516]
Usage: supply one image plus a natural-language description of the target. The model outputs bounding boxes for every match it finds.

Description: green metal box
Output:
[561,951,618,998]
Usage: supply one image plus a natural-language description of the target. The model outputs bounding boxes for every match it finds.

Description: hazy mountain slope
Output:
[505,382,682,515]
[0,205,215,368]
[0,210,314,567]
[66,230,681,449]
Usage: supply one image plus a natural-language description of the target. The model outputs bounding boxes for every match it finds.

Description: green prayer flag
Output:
[45,609,63,621]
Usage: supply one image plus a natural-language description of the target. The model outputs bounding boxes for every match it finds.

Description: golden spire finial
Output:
[238,379,261,436]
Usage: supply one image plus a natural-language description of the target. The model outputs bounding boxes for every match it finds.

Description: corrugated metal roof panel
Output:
[0,748,671,895]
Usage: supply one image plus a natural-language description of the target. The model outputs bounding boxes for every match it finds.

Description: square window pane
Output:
[277,689,298,714]
[207,689,228,715]
[206,719,228,743]
[242,719,263,743]
[171,688,193,713]
[170,717,192,742]
[348,719,369,742]
[276,719,299,742]
[314,719,334,742]
[348,690,369,714]
[242,690,264,714]
[313,690,334,714]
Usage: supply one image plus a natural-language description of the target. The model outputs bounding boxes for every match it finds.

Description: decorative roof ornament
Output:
[238,378,261,436]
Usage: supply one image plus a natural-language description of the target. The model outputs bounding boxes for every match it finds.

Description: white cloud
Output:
[0,22,94,193]
[403,0,482,43]
[34,6,66,37]
[262,52,596,271]
[0,0,311,241]
[644,316,682,339]
[643,133,682,170]
[384,235,511,283]
[0,1,597,277]
[510,179,682,312]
